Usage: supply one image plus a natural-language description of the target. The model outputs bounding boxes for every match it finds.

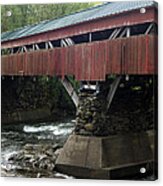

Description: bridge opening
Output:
[1,22,157,56]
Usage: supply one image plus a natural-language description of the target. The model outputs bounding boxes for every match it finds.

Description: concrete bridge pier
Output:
[56,77,154,179]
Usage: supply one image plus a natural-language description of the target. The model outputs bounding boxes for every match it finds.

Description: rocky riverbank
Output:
[2,144,64,178]
[1,120,75,178]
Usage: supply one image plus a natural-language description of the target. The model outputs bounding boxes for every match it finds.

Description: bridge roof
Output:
[1,1,156,43]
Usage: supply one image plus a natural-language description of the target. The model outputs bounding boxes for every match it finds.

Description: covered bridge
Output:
[1,1,158,81]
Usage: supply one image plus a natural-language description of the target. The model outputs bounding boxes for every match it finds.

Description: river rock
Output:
[54,148,63,157]
[84,123,94,131]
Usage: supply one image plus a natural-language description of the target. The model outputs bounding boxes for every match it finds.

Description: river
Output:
[1,119,155,180]
[1,119,75,178]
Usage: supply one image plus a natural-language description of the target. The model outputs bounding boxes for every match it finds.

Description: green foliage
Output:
[36,76,76,114]
[1,3,100,32]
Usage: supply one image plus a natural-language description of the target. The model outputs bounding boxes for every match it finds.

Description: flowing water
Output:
[1,119,75,178]
[1,119,155,180]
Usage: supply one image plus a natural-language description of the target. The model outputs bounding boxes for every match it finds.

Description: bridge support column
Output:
[75,92,109,136]
[56,77,155,179]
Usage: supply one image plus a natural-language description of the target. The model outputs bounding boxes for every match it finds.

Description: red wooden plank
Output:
[65,47,69,76]
[74,46,77,79]
[107,40,112,74]
[154,35,158,74]
[21,53,24,76]
[78,45,83,80]
[120,40,124,74]
[75,45,81,80]
[111,39,117,74]
[48,50,53,76]
[98,42,102,80]
[67,47,71,75]
[132,36,138,74]
[94,42,99,80]
[23,53,27,75]
[24,53,27,75]
[60,47,67,79]
[141,36,147,74]
[64,47,68,76]
[33,51,38,75]
[67,46,74,75]
[7,55,10,75]
[1,56,4,75]
[124,37,129,74]
[17,53,21,75]
[85,44,92,81]
[38,51,43,75]
[104,40,109,76]
[79,44,84,80]
[8,55,11,75]
[42,51,47,75]
[147,35,152,74]
[135,36,139,74]
[137,36,143,74]
[12,55,16,75]
[94,42,100,80]
[45,50,49,75]
[47,50,50,76]
[25,53,29,75]
[145,36,149,73]
[54,49,59,76]
[147,35,157,74]
[9,55,13,75]
[54,49,59,75]
[5,56,8,75]
[30,52,35,76]
[35,51,38,75]
[41,50,47,75]
[115,39,121,74]
[15,54,19,75]
[26,52,30,75]
[81,45,86,80]
[129,36,135,74]
[1,56,6,75]
[99,41,106,80]
[1,34,157,78]
[90,42,95,81]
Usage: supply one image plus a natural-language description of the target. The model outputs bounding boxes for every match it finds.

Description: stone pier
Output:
[75,92,108,136]
[56,80,155,179]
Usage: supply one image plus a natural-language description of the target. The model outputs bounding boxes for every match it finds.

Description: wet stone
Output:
[75,92,108,136]
[84,123,94,131]
[5,143,63,177]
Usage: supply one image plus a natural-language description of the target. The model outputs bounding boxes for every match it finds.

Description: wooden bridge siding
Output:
[1,35,157,79]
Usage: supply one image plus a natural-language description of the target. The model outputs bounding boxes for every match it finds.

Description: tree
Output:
[1,3,101,32]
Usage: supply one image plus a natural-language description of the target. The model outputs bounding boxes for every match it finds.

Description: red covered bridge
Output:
[1,2,158,178]
[1,1,158,81]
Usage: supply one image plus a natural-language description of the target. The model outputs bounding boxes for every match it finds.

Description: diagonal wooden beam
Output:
[145,23,154,35]
[60,77,79,107]
[106,76,121,110]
